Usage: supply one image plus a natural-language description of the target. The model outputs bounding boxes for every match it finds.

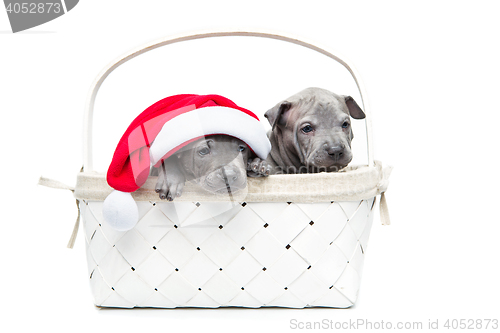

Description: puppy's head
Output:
[177,135,250,194]
[265,87,365,172]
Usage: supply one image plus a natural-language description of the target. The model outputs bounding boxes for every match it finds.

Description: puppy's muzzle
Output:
[204,165,246,194]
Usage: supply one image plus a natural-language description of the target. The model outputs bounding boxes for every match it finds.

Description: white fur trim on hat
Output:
[149,106,271,165]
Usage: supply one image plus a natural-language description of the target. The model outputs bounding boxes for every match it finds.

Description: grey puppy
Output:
[260,87,366,174]
[155,135,269,201]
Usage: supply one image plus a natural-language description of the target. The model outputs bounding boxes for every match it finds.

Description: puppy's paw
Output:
[155,160,186,201]
[247,158,271,177]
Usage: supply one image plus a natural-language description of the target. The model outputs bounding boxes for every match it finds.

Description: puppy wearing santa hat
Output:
[104,94,272,231]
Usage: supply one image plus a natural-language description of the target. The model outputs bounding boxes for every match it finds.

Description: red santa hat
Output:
[103,94,271,231]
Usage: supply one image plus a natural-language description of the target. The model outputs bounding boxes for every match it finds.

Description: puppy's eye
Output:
[301,125,314,133]
[342,122,350,129]
[238,145,246,152]
[198,147,210,156]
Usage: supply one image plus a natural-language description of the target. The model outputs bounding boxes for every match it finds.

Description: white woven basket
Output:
[72,30,391,309]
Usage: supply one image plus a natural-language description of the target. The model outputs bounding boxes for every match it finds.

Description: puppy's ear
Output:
[264,101,292,131]
[344,96,365,119]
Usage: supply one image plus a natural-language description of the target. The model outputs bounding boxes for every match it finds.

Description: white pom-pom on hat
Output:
[102,191,139,231]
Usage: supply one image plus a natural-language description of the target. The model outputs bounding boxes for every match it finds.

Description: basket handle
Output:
[83,30,374,171]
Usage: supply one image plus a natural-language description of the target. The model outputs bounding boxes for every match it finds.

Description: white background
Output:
[2,0,500,332]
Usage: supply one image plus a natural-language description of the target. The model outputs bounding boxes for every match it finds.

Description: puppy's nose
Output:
[220,167,239,185]
[327,146,344,161]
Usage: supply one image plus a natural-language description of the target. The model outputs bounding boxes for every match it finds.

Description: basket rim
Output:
[74,161,390,203]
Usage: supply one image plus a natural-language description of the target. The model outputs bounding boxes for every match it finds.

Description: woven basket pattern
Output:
[82,198,375,308]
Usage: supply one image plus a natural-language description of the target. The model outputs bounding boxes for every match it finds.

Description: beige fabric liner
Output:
[73,161,391,203]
